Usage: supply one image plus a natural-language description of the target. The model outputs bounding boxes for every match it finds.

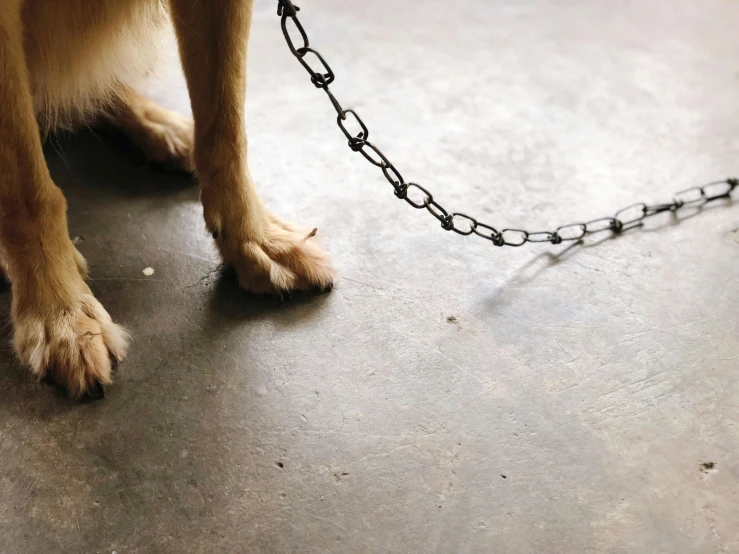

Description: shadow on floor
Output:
[0,128,332,403]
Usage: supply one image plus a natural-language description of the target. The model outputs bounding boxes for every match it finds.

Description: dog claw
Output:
[305,228,318,240]
[84,381,106,400]
[307,282,333,295]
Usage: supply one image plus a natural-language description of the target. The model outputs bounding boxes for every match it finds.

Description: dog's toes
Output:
[309,281,334,295]
[15,292,127,400]
[216,216,335,296]
[281,291,293,302]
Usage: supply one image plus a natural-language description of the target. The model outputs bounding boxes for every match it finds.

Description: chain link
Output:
[277,0,737,247]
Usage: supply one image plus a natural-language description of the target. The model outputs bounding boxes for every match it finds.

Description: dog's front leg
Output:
[169,0,334,294]
[0,2,128,398]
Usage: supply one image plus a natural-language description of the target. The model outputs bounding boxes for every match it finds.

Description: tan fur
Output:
[0,0,335,398]
[107,86,195,171]
[24,0,167,133]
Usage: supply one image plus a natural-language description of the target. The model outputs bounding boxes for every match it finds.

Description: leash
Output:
[275,0,737,247]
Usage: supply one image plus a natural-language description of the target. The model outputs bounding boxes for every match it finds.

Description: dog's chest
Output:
[22,0,168,122]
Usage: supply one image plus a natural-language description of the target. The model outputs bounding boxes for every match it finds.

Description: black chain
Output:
[276,0,737,247]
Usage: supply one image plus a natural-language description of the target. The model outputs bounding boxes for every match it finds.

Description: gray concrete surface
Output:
[2,0,739,552]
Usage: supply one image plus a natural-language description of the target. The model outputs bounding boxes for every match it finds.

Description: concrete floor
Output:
[2,0,739,552]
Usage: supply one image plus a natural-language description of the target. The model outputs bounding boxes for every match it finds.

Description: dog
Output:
[0,0,335,398]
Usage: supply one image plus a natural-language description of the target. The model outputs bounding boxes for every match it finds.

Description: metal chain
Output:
[276,0,737,247]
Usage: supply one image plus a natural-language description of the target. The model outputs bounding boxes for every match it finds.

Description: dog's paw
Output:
[14,292,129,399]
[113,96,195,173]
[214,214,335,295]
[138,110,194,172]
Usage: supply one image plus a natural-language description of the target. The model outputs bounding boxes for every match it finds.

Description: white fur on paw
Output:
[145,114,194,172]
[14,294,129,398]
[219,221,335,294]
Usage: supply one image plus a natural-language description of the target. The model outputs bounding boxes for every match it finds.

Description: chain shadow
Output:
[483,197,735,310]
